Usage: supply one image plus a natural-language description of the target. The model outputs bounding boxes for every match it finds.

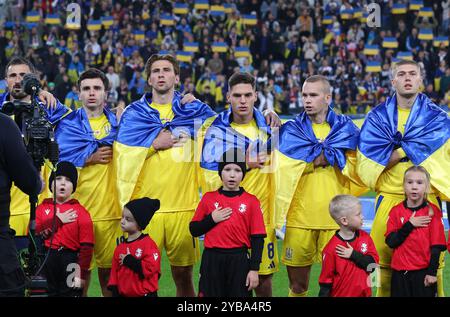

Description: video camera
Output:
[1,73,59,296]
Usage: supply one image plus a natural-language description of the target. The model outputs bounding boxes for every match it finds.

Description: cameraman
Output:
[0,57,70,241]
[0,113,42,297]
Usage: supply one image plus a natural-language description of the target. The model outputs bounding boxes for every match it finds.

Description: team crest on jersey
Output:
[400,217,404,224]
[153,253,159,261]
[45,208,51,215]
[214,202,219,209]
[239,204,247,213]
[360,243,368,254]
[285,248,293,260]
[135,248,143,258]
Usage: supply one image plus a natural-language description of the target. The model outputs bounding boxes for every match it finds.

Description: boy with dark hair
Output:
[191,148,266,297]
[108,197,161,297]
[36,161,94,297]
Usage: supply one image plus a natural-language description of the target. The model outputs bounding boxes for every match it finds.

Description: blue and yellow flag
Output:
[45,14,60,25]
[176,51,193,63]
[419,7,433,17]
[360,12,368,23]
[26,11,40,23]
[160,14,175,26]
[235,46,250,58]
[340,9,353,20]
[200,108,271,172]
[87,20,102,31]
[433,36,449,47]
[396,51,413,60]
[353,8,363,18]
[242,14,257,25]
[366,61,382,72]
[25,22,37,30]
[173,3,189,14]
[363,44,379,55]
[322,16,333,25]
[391,4,407,14]
[382,37,398,48]
[210,5,225,17]
[101,16,114,29]
[224,3,233,13]
[184,42,199,52]
[212,42,228,53]
[357,93,450,198]
[114,92,216,208]
[194,0,209,10]
[55,108,117,168]
[274,108,363,229]
[410,0,423,11]
[133,30,145,41]
[418,29,433,41]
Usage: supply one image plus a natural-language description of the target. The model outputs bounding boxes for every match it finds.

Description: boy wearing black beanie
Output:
[108,197,161,297]
[190,148,266,297]
[35,161,94,296]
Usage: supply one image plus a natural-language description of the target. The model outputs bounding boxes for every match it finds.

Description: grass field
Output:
[88,240,450,297]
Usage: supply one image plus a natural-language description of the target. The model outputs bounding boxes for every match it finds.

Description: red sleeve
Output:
[191,193,210,222]
[385,206,399,237]
[77,206,95,245]
[250,198,266,236]
[141,240,161,279]
[318,245,335,285]
[429,204,446,246]
[78,244,93,280]
[108,248,120,287]
[366,235,379,264]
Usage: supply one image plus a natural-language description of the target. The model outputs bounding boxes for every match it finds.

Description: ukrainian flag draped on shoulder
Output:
[199,108,271,192]
[115,91,216,208]
[55,107,117,167]
[357,93,450,199]
[275,108,360,229]
[0,92,70,124]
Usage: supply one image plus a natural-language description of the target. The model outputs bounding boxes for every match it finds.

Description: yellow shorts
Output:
[371,193,442,268]
[90,219,123,269]
[9,213,29,237]
[258,227,279,275]
[144,211,200,267]
[281,227,336,267]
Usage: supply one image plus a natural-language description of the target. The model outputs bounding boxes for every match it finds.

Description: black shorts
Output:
[44,248,82,297]
[391,269,437,297]
[198,247,252,297]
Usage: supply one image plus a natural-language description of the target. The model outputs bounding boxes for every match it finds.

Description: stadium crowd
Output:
[0,0,449,117]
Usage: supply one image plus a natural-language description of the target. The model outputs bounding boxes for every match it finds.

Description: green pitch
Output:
[88,240,450,297]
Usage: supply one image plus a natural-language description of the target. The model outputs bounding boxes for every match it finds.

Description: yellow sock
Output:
[288,289,308,297]
[376,266,392,297]
[437,268,445,297]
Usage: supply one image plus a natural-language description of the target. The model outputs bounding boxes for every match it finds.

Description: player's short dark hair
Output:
[5,57,36,78]
[78,68,109,91]
[228,72,256,91]
[145,54,180,79]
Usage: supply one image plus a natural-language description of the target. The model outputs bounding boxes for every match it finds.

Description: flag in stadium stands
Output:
[210,5,225,16]
[45,14,60,25]
[184,42,199,53]
[173,3,189,14]
[419,7,433,17]
[391,4,407,14]
[340,9,353,20]
[418,29,433,41]
[160,14,175,26]
[194,0,209,10]
[396,51,413,60]
[176,51,193,63]
[409,0,423,11]
[382,37,398,48]
[87,20,102,31]
[26,11,40,22]
[4,21,15,28]
[322,16,333,25]
[133,30,145,41]
[24,22,37,29]
[366,61,382,72]
[352,8,363,18]
[360,12,368,23]
[101,16,114,29]
[66,20,81,30]
[242,14,257,25]
[212,42,228,53]
[433,36,449,47]
[235,47,250,58]
[363,45,379,55]
[224,4,233,13]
